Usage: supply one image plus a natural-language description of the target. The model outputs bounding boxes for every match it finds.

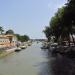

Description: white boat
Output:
[20,46,27,49]
[15,47,21,52]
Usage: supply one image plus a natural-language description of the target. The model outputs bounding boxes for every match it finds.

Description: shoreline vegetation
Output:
[43,0,75,47]
[43,0,75,58]
[43,0,75,44]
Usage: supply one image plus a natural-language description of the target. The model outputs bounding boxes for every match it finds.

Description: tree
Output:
[44,6,71,42]
[60,0,75,45]
[15,34,21,41]
[43,26,52,41]
[5,29,14,34]
[15,34,30,42]
[0,26,4,34]
[49,7,66,42]
[44,0,75,46]
[20,35,30,42]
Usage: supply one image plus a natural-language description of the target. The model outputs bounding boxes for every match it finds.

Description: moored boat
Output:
[15,47,21,52]
[28,43,32,46]
[20,46,27,49]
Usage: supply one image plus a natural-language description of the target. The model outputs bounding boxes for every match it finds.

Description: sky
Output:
[0,0,67,39]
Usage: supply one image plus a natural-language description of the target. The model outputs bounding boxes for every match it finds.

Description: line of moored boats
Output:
[41,41,75,58]
[15,42,32,52]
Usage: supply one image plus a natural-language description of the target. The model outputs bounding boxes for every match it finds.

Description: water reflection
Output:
[39,49,75,75]
[0,43,75,75]
[50,55,75,75]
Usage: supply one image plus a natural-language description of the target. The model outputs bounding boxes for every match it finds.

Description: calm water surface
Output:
[0,42,75,75]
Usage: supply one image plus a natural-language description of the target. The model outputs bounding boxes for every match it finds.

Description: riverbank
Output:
[0,48,17,58]
[0,41,32,58]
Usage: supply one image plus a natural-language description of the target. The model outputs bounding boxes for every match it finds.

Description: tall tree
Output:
[44,0,75,45]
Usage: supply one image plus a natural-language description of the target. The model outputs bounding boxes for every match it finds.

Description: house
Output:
[0,34,17,48]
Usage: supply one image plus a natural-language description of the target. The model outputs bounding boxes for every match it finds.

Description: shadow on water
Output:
[38,49,75,75]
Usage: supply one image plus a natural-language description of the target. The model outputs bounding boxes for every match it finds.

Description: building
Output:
[0,34,17,48]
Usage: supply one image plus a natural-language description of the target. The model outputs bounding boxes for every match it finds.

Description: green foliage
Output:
[20,35,30,42]
[15,34,21,41]
[43,26,51,41]
[44,7,66,41]
[0,26,4,34]
[0,26,30,42]
[50,7,65,29]
[44,0,75,43]
[15,34,30,42]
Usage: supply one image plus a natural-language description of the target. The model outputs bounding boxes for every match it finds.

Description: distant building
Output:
[0,34,17,48]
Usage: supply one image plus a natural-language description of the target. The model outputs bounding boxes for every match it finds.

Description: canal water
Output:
[0,42,75,75]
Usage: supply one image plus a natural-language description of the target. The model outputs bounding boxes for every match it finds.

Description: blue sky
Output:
[0,0,67,39]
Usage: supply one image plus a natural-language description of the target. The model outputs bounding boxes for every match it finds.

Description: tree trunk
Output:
[68,34,70,47]
[71,33,75,45]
